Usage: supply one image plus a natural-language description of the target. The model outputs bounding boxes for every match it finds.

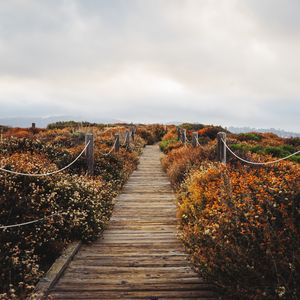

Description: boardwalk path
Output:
[49,145,216,299]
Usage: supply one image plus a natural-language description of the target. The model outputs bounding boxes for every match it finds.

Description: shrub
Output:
[4,128,34,139]
[161,127,177,141]
[229,143,299,164]
[47,121,105,130]
[237,132,263,142]
[161,145,214,186]
[180,123,206,131]
[198,126,228,140]
[177,161,300,299]
[159,138,179,153]
[0,158,115,298]
[286,137,300,147]
[137,125,166,145]
[265,145,294,157]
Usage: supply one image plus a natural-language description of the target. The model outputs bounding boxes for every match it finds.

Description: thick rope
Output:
[0,212,60,230]
[0,141,90,176]
[222,139,300,165]
[121,132,129,147]
[100,138,117,156]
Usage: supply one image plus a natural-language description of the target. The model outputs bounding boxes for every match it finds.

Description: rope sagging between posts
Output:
[0,126,137,177]
[0,141,90,177]
[0,212,60,230]
[99,137,118,156]
[222,138,300,165]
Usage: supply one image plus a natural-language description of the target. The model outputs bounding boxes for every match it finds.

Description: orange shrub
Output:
[198,126,227,139]
[162,127,177,141]
[178,161,300,299]
[4,128,33,138]
[136,125,166,145]
[161,145,214,186]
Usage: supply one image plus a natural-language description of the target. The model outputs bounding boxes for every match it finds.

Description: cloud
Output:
[0,0,299,131]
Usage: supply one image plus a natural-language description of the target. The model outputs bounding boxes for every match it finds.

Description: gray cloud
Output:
[0,0,299,131]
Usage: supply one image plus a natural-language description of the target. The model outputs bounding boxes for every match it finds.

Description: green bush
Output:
[285,137,300,147]
[230,143,299,163]
[265,145,293,157]
[180,123,205,131]
[290,155,300,163]
[230,143,251,152]
[159,138,178,153]
[237,132,263,141]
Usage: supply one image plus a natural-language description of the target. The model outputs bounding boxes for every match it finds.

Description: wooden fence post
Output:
[217,132,227,163]
[85,133,94,175]
[114,133,120,152]
[181,129,187,144]
[192,132,198,147]
[130,126,135,141]
[177,127,181,140]
[125,130,130,149]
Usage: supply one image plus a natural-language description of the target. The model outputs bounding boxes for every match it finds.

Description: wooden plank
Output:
[57,277,207,285]
[33,242,81,299]
[53,282,214,292]
[49,290,217,299]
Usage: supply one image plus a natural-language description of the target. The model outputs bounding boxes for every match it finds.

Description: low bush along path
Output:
[48,145,217,299]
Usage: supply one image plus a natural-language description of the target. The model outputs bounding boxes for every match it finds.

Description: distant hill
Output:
[0,116,122,128]
[228,126,300,138]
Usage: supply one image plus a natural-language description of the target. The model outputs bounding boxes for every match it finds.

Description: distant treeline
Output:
[0,125,10,132]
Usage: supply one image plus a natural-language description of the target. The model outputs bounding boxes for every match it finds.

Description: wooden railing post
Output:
[177,127,181,140]
[85,133,94,175]
[125,130,130,149]
[192,132,198,147]
[217,132,227,163]
[130,126,135,141]
[114,133,120,152]
[181,129,187,144]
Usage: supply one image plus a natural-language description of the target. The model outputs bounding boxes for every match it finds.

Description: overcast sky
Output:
[0,0,299,131]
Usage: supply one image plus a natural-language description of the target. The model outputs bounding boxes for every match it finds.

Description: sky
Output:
[0,0,299,131]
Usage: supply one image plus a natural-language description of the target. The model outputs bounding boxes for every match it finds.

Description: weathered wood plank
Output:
[49,290,217,299]
[33,242,81,299]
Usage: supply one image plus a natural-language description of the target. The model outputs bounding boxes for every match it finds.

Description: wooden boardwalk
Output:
[48,145,216,300]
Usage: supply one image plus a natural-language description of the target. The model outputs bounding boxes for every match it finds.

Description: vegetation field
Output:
[0,121,299,300]
[0,122,165,299]
[161,125,299,300]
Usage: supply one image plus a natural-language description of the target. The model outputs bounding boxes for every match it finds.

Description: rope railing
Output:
[121,131,129,147]
[222,138,300,165]
[176,129,299,165]
[0,141,90,177]
[0,125,138,229]
[99,137,118,156]
[0,212,60,230]
[0,126,137,177]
